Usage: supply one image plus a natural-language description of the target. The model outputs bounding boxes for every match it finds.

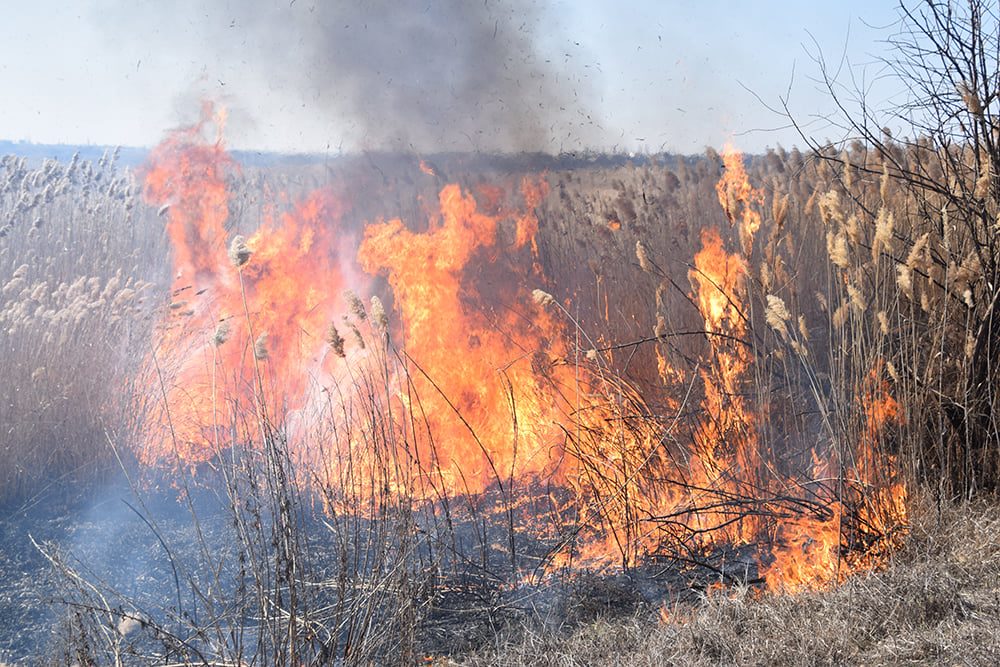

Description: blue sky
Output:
[0,1,904,153]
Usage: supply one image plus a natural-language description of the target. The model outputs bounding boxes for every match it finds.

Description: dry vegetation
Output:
[4,1,1000,664]
[462,498,1000,666]
[0,151,166,504]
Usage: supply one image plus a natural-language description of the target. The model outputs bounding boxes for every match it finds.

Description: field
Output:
[5,6,1000,660]
[2,121,999,665]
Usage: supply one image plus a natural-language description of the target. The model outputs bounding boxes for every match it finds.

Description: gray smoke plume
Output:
[275,1,582,151]
[103,0,595,152]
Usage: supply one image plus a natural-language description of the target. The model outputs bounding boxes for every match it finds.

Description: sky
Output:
[0,1,905,154]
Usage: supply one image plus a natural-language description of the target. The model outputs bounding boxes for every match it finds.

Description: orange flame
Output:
[356,180,574,493]
[137,118,906,594]
[716,145,764,254]
[139,104,358,470]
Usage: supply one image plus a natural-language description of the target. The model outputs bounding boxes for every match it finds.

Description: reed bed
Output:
[8,4,1000,659]
[0,151,166,505]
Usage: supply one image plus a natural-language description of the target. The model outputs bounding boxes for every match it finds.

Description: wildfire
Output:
[681,225,763,548]
[761,367,907,592]
[716,144,765,255]
[418,159,437,177]
[356,180,577,492]
[615,146,909,593]
[137,112,907,596]
[139,104,358,471]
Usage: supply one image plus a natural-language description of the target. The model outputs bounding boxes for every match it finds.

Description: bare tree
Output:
[787,0,1000,497]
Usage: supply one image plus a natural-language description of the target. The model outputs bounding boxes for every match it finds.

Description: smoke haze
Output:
[1,2,903,153]
[104,0,595,152]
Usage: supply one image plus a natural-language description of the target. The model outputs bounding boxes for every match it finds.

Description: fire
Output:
[716,144,764,254]
[648,147,908,592]
[691,227,746,332]
[761,367,906,592]
[418,159,437,177]
[356,180,571,492]
[136,111,907,596]
[139,104,357,470]
[685,226,763,545]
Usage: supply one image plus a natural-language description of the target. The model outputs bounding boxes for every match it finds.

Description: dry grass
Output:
[0,152,167,504]
[461,497,1000,666]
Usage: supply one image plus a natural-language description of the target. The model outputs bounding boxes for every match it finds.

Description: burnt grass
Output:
[0,476,234,662]
[0,401,977,664]
[3,466,1000,665]
[0,468,764,664]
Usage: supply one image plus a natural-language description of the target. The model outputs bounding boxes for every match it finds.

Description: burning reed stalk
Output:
[32,27,1000,650]
[228,235,252,268]
[326,321,346,357]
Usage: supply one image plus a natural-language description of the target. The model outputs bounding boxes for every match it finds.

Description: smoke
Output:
[277,0,587,151]
[101,0,595,153]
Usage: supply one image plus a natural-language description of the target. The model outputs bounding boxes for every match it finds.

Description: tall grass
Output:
[7,138,997,661]
[0,152,167,505]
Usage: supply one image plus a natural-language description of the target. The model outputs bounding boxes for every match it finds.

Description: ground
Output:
[3,486,998,665]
